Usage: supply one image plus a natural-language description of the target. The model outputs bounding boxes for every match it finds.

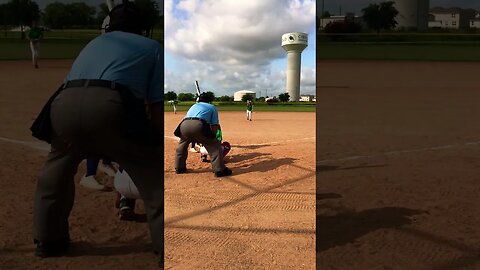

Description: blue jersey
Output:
[185,102,219,125]
[66,31,163,104]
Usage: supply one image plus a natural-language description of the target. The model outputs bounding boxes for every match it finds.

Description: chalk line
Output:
[0,136,50,152]
[317,140,480,164]
[5,136,478,163]
[247,137,315,146]
[1,135,315,152]
[164,135,315,147]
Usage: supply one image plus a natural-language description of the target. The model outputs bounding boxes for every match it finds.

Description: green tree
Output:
[178,93,195,101]
[278,92,290,102]
[66,2,96,27]
[43,2,96,29]
[0,4,11,37]
[96,3,109,25]
[218,95,232,102]
[134,0,161,36]
[5,0,40,39]
[241,94,254,102]
[43,2,67,29]
[361,1,398,33]
[165,91,177,101]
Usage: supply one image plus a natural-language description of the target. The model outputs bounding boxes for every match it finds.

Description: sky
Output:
[0,0,163,11]
[3,0,477,14]
[164,0,316,97]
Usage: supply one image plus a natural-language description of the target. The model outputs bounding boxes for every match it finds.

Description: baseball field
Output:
[2,56,480,269]
[317,60,480,269]
[0,60,315,269]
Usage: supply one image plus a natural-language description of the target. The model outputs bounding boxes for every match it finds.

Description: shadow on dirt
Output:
[232,156,297,175]
[227,152,270,163]
[316,192,342,200]
[65,240,153,257]
[316,207,425,252]
[166,170,316,225]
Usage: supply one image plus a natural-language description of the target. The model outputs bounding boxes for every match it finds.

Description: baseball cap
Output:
[197,92,213,103]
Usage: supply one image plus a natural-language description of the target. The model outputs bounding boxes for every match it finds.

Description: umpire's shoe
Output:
[175,168,187,174]
[215,167,232,177]
[34,238,70,258]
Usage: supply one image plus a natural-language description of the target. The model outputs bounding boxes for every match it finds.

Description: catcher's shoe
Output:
[118,198,136,221]
[98,162,116,177]
[80,175,106,191]
[118,207,135,221]
[114,191,121,209]
[222,141,231,157]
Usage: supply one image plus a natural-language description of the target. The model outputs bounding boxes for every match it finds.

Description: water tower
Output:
[394,0,429,31]
[281,32,308,102]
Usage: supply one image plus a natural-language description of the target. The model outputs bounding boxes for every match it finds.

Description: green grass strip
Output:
[166,102,316,112]
[317,43,480,62]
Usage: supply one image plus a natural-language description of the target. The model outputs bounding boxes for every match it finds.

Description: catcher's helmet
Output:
[105,1,150,35]
[221,141,231,157]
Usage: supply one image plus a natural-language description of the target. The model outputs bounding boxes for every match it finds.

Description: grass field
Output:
[317,43,480,62]
[0,39,90,60]
[316,32,480,61]
[0,28,163,60]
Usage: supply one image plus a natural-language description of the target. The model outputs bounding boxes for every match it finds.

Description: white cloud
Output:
[301,67,316,95]
[165,0,316,96]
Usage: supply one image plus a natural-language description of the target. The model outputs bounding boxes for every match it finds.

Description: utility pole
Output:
[321,0,325,29]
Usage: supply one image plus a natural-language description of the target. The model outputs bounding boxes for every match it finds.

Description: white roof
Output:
[235,90,256,94]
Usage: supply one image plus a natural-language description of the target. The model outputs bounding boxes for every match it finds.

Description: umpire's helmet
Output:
[106,1,150,35]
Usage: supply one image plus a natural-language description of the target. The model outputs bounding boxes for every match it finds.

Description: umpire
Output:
[174,93,232,177]
[32,1,164,262]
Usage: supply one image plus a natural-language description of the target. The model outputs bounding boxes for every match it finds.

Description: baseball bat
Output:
[195,80,201,96]
[106,0,114,11]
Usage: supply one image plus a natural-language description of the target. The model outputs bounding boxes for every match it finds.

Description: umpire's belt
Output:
[63,79,129,92]
[177,117,214,138]
[184,117,204,121]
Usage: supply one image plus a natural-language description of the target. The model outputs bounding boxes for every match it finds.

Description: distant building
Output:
[233,90,256,101]
[9,26,30,32]
[428,7,477,29]
[470,18,480,28]
[300,95,316,102]
[319,16,347,30]
[319,13,364,30]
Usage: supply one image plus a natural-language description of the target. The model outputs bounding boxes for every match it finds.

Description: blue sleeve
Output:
[211,106,219,125]
[147,44,164,104]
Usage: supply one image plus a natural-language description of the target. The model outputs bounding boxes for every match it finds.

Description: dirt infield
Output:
[0,60,315,269]
[317,60,480,269]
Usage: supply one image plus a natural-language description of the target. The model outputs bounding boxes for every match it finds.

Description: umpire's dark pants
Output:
[33,86,164,254]
[175,119,225,172]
